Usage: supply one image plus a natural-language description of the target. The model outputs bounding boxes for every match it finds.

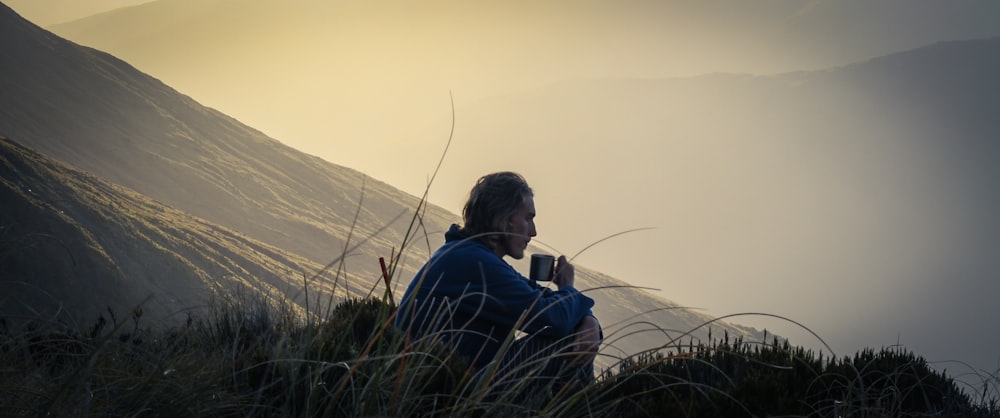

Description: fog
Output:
[9,0,1000,382]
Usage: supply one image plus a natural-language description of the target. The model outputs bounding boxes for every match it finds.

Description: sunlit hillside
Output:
[0,136,349,322]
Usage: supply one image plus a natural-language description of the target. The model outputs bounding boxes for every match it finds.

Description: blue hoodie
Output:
[394,224,596,367]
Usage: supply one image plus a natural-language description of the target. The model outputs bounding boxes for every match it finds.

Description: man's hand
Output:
[552,255,575,289]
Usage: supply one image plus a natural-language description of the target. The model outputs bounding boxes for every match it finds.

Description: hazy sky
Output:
[9,0,1000,385]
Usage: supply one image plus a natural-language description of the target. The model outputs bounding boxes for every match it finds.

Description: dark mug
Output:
[529,253,555,281]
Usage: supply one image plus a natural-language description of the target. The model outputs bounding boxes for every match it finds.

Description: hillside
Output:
[0,136,357,323]
[0,2,762,361]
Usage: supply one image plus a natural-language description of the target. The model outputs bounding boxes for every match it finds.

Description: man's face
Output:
[502,195,537,260]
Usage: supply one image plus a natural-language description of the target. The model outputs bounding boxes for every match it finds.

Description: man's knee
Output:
[570,316,602,363]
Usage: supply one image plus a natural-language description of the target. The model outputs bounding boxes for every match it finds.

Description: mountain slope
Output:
[0,135,350,323]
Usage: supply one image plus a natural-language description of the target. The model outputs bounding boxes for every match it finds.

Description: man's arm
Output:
[462,256,594,337]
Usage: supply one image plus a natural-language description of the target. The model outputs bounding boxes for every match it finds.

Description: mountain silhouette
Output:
[0,2,762,361]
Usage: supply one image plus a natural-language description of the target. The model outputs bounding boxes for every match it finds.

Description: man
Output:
[394,171,602,385]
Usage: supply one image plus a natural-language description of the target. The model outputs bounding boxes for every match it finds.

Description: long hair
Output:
[460,172,533,247]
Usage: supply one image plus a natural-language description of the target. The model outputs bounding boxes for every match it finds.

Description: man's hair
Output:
[461,172,533,245]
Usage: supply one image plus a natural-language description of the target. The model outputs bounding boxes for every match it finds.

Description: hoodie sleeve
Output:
[450,255,595,338]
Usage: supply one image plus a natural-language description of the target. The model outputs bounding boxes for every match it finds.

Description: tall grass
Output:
[2,285,997,416]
